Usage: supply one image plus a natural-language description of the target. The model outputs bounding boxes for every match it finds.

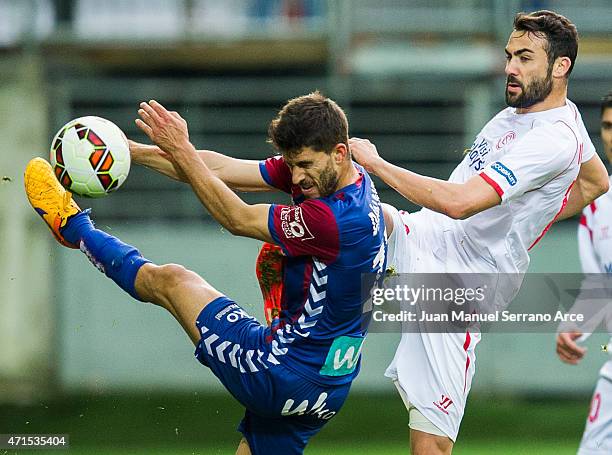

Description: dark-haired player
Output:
[25,92,386,455]
[350,11,609,455]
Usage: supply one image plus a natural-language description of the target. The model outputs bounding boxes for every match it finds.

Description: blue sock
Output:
[61,210,151,301]
[61,209,95,245]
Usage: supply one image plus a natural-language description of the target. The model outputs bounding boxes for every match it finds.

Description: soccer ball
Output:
[50,116,130,198]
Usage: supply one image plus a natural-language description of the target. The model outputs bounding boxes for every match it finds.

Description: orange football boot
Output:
[24,157,81,248]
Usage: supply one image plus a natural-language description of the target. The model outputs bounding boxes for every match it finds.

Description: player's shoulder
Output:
[534,101,580,131]
[480,107,515,130]
[524,106,581,152]
[323,164,373,209]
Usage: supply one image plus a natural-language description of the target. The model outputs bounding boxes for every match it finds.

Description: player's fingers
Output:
[149,99,171,120]
[137,108,156,127]
[558,333,586,356]
[135,118,154,140]
[556,344,579,364]
[139,101,162,125]
[557,339,585,360]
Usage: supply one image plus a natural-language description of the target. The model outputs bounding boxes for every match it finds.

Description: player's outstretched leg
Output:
[24,157,223,344]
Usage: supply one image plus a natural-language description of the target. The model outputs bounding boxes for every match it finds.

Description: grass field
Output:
[2,442,580,454]
[1,392,587,454]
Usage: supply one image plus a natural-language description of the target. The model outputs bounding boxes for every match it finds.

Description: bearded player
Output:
[350,11,609,455]
[25,93,386,455]
[556,91,612,455]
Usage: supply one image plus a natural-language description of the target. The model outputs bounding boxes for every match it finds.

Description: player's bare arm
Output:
[556,154,609,221]
[350,137,501,219]
[136,99,274,243]
[129,139,187,181]
[381,203,395,236]
[129,135,274,192]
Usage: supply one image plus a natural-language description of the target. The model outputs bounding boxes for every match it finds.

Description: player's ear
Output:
[553,56,571,79]
[333,143,349,164]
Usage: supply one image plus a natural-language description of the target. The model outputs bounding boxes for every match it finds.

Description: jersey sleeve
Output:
[578,206,602,273]
[267,199,340,264]
[478,123,578,203]
[572,101,596,163]
[259,155,293,194]
[579,122,596,164]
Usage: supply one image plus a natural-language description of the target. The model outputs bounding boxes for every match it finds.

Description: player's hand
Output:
[349,137,384,174]
[135,100,192,157]
[556,331,587,365]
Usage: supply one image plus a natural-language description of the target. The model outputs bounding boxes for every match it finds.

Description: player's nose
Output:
[291,167,306,186]
[504,60,519,77]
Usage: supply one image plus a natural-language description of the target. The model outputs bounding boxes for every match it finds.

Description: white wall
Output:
[0,55,55,402]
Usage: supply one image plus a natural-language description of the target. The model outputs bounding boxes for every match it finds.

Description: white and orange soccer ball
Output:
[50,116,130,198]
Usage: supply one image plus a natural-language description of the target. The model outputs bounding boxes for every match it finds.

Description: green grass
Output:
[0,392,588,454]
[5,441,580,455]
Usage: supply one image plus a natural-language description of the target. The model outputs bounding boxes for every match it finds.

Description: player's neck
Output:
[335,162,360,191]
[516,86,568,114]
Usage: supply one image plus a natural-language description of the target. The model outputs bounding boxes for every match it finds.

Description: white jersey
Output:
[577,179,612,381]
[423,99,594,276]
[386,99,595,440]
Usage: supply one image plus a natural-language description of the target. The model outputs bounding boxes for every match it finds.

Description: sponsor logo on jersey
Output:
[491,161,517,186]
[282,392,337,420]
[319,336,364,376]
[496,130,516,149]
[280,206,314,240]
[215,303,252,323]
[467,137,491,172]
[433,394,454,415]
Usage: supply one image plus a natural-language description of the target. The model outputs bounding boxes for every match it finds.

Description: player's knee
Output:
[140,263,199,302]
[411,431,453,455]
[412,443,452,455]
[154,263,198,291]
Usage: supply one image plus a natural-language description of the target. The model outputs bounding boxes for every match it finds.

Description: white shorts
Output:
[384,208,493,441]
[578,376,612,455]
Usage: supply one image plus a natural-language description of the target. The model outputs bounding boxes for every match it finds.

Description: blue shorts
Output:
[194,296,351,455]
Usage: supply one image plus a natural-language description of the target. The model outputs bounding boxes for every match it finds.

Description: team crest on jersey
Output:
[496,130,516,149]
[467,137,491,172]
[491,161,517,186]
[280,206,314,240]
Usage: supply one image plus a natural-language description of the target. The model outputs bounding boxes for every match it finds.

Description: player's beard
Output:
[317,159,340,197]
[505,65,553,109]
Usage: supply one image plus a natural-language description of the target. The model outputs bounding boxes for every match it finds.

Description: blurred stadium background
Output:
[1,0,612,453]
